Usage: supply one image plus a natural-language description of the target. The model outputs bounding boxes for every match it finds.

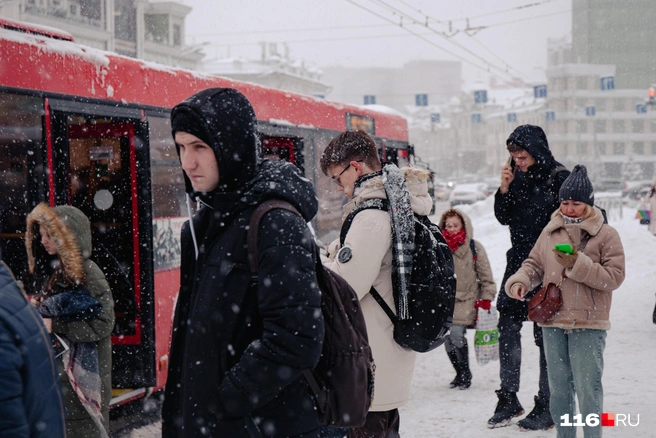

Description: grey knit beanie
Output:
[559,164,594,206]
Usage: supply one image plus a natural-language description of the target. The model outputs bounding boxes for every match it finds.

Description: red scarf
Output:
[443,229,467,253]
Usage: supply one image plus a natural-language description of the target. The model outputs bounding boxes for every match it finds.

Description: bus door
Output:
[48,102,156,391]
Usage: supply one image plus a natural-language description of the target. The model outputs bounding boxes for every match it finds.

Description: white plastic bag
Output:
[474,306,499,366]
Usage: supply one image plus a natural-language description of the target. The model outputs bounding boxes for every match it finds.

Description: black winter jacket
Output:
[0,261,66,438]
[494,125,570,315]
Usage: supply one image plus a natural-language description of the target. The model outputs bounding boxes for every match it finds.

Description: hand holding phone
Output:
[499,156,515,194]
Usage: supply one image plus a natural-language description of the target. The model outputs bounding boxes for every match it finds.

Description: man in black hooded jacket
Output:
[162,88,324,438]
[488,125,569,431]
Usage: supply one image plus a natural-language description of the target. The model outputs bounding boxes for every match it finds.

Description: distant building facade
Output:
[0,0,202,69]
[204,43,331,97]
[571,0,656,89]
[323,60,462,113]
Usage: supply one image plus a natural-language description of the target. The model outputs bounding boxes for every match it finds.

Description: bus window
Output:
[0,93,45,285]
[149,116,186,271]
[262,136,305,173]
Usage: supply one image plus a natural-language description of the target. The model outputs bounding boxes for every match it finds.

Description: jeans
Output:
[542,328,606,438]
[498,311,550,402]
[320,427,347,438]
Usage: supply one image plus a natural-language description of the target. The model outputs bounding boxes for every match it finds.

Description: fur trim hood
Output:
[345,166,433,217]
[25,203,91,284]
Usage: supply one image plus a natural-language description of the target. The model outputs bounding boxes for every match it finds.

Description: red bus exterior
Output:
[0,20,411,407]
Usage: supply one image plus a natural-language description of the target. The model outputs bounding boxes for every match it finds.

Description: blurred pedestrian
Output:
[490,124,570,430]
[648,183,656,236]
[506,165,625,438]
[438,209,496,390]
[0,260,66,437]
[162,88,324,437]
[25,204,115,438]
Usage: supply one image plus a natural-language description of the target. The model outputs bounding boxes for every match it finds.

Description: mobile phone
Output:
[554,243,574,254]
[507,155,516,171]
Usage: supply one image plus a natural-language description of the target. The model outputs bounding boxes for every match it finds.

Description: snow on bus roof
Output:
[0,17,74,41]
[0,26,109,66]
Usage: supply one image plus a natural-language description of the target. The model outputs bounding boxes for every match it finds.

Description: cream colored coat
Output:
[323,167,432,411]
[438,210,496,327]
[649,193,656,235]
[505,207,625,330]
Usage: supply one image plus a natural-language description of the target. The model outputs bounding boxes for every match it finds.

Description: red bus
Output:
[0,18,412,407]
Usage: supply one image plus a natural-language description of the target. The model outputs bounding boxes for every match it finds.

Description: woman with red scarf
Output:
[438,209,497,389]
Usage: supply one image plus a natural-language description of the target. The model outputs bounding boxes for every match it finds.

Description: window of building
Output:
[577,142,589,155]
[651,121,656,132]
[576,120,588,133]
[613,99,625,111]
[595,98,606,111]
[613,142,625,155]
[632,120,645,133]
[145,14,170,44]
[612,120,625,132]
[593,120,606,133]
[633,142,645,155]
[652,142,656,154]
[79,0,102,21]
[115,0,137,43]
[173,24,182,47]
[576,77,588,90]
[596,142,606,155]
[576,98,587,110]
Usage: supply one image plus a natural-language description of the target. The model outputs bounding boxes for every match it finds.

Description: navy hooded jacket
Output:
[0,261,66,438]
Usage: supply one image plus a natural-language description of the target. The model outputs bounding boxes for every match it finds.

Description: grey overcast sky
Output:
[182,0,572,87]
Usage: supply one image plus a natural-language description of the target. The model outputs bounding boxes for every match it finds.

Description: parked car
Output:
[449,183,487,205]
[434,181,453,202]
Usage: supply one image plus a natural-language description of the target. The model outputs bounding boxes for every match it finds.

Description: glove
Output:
[552,246,578,269]
[475,299,491,311]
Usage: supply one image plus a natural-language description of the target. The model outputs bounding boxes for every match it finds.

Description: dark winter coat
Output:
[0,261,66,438]
[163,88,324,438]
[494,125,570,316]
[25,204,114,438]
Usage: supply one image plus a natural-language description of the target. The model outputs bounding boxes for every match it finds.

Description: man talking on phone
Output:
[488,125,570,431]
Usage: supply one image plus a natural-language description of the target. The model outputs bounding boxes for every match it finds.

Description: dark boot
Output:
[487,390,524,428]
[456,342,472,390]
[517,396,555,431]
[446,347,462,389]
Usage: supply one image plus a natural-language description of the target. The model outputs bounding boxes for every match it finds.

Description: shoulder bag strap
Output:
[339,199,389,246]
[369,286,398,324]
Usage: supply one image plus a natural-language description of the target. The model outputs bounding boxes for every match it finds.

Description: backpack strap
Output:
[469,239,477,263]
[546,165,569,188]
[247,199,300,273]
[368,286,398,324]
[339,199,389,246]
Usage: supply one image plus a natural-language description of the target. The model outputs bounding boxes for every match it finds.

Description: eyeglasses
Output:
[332,160,363,187]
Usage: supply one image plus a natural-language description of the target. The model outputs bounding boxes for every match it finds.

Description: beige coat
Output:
[438,210,496,327]
[323,167,432,411]
[505,207,625,330]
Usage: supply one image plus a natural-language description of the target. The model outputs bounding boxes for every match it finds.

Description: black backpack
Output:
[247,200,375,428]
[340,199,457,353]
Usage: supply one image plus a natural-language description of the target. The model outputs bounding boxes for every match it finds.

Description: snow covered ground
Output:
[125,197,656,437]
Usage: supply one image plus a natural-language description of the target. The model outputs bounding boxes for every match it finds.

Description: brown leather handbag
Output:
[528,270,565,323]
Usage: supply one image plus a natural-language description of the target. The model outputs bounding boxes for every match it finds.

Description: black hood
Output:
[171,88,259,194]
[506,124,555,168]
[238,160,318,222]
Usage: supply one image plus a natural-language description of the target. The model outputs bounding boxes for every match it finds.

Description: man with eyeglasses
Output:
[319,130,433,438]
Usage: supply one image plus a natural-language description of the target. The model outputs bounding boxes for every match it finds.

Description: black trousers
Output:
[348,409,400,438]
[498,311,550,403]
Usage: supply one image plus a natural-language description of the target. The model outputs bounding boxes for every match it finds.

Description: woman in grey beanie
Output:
[505,165,626,438]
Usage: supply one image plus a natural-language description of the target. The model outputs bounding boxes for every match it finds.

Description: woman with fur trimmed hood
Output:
[438,209,496,389]
[25,203,115,438]
[505,165,625,438]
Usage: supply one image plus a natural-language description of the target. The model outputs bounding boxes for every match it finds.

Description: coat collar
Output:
[343,166,433,218]
[543,206,605,236]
